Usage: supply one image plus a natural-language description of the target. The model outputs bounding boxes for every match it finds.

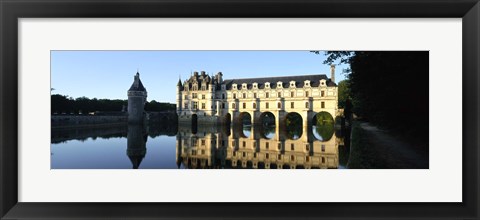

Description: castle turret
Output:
[176,77,183,115]
[127,72,147,124]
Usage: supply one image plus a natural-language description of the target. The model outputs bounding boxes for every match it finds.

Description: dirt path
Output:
[355,121,428,169]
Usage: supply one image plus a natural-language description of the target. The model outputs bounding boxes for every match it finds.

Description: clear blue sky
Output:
[51,51,349,103]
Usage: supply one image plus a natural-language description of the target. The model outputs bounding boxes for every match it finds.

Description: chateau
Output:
[176,65,338,127]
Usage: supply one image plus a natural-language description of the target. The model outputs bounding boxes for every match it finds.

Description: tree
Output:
[312,51,429,143]
[337,80,350,108]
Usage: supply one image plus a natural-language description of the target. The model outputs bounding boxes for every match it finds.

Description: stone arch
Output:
[311,111,334,141]
[236,112,252,138]
[238,112,252,125]
[259,111,276,126]
[284,112,303,140]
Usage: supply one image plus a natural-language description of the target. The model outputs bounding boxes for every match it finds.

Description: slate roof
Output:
[222,74,336,90]
[128,73,147,92]
[183,72,214,89]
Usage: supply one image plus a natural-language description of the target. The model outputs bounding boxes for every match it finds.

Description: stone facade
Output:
[177,66,338,127]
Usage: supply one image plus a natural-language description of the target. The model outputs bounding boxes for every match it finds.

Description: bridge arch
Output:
[259,111,276,127]
[311,111,334,141]
[284,112,303,140]
[237,112,252,138]
[238,112,252,125]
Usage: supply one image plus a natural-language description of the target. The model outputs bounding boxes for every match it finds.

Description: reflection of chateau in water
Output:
[176,124,344,169]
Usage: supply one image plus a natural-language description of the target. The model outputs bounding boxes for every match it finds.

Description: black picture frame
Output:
[1,0,479,219]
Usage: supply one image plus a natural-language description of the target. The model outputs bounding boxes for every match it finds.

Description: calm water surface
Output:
[51,123,349,169]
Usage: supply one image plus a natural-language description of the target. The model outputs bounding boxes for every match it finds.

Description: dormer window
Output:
[242,83,247,89]
[320,80,326,87]
[253,83,258,89]
[265,82,270,89]
[304,80,311,87]
[277,82,283,88]
[289,81,296,88]
[232,84,238,90]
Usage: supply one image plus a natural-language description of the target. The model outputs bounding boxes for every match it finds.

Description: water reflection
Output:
[177,124,344,169]
[126,125,147,169]
[51,122,348,169]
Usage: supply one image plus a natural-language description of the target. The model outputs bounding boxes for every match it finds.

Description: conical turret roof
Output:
[128,72,147,92]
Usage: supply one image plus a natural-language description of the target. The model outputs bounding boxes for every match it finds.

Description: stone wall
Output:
[51,115,127,128]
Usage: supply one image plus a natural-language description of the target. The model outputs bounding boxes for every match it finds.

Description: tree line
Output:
[51,94,176,114]
[316,51,428,143]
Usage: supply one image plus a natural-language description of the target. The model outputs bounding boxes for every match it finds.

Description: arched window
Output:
[233,93,237,99]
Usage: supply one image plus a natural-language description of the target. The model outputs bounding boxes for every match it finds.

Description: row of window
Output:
[234,141,326,152]
[185,85,208,91]
[231,80,326,90]
[183,100,326,110]
[184,90,328,100]
[231,151,327,163]
[186,93,215,99]
[231,91,326,99]
[231,101,325,109]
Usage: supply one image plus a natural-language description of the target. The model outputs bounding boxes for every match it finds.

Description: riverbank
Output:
[348,120,428,169]
[52,115,127,128]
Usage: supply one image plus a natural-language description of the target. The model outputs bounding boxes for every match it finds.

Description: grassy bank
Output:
[348,121,378,168]
[347,121,395,169]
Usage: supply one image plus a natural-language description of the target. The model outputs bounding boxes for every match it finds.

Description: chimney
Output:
[330,64,336,83]
[216,72,223,84]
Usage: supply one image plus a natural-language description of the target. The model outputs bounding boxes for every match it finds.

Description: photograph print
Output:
[51,51,428,169]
